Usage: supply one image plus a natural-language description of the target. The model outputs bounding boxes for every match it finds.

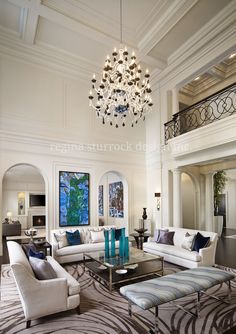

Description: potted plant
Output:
[213,170,227,215]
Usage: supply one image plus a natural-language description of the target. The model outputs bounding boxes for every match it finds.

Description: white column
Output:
[199,174,206,231]
[173,169,182,228]
[205,172,214,232]
[172,87,179,115]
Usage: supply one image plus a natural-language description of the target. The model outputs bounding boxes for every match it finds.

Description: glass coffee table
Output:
[83,248,164,291]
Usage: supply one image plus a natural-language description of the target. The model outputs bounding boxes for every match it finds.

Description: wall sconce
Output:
[154,193,161,211]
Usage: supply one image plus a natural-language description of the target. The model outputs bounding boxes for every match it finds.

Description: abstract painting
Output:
[98,185,104,216]
[109,181,124,218]
[59,171,89,226]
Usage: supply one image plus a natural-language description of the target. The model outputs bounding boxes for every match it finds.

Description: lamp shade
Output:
[6,212,12,218]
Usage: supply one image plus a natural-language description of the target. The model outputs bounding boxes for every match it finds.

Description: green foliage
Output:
[213,170,227,207]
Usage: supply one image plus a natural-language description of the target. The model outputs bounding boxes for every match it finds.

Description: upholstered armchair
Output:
[7,241,80,328]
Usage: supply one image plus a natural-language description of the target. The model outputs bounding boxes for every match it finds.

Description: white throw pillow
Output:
[181,232,196,251]
[54,232,69,248]
[90,230,105,243]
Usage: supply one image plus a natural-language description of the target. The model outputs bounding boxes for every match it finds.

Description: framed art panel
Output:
[59,171,90,226]
[109,181,124,218]
[98,185,104,216]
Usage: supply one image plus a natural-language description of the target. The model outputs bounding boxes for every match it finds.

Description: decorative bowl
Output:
[134,228,148,234]
[24,229,37,241]
[115,269,127,275]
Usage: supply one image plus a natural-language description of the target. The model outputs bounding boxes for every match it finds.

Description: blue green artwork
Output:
[109,181,124,218]
[59,171,89,226]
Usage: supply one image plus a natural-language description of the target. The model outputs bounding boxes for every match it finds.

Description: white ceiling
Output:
[0,0,233,74]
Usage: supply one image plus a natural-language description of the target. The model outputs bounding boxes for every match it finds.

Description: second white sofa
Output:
[51,225,122,263]
[143,227,218,268]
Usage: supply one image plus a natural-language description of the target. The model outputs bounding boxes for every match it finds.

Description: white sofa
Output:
[7,241,80,328]
[51,225,122,264]
[143,227,218,268]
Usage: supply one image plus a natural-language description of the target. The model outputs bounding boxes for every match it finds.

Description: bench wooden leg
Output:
[26,320,31,329]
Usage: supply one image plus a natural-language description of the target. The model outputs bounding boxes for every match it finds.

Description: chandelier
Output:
[88,0,153,128]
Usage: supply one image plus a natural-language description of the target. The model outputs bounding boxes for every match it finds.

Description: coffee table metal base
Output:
[83,253,163,292]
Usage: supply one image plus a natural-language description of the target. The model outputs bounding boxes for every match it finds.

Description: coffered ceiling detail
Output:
[0,0,234,78]
[179,55,236,98]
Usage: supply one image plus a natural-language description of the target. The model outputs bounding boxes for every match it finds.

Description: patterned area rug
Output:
[1,263,236,334]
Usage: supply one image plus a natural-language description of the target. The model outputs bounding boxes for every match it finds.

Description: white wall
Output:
[99,172,128,232]
[0,55,147,255]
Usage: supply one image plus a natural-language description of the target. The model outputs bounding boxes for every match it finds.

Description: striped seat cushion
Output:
[120,267,234,310]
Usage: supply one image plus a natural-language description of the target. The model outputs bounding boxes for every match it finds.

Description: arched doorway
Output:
[181,172,196,229]
[2,164,47,238]
[98,171,129,232]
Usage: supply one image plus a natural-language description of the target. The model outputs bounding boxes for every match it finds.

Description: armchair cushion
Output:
[22,243,37,258]
[29,257,57,280]
[29,248,46,259]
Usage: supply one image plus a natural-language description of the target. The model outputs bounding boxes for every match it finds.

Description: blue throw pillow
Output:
[28,248,45,260]
[22,243,37,258]
[66,230,81,246]
[192,232,210,252]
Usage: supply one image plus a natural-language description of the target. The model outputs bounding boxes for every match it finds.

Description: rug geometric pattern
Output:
[1,263,236,334]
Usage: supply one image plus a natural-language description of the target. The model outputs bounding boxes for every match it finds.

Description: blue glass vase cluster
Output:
[104,228,129,259]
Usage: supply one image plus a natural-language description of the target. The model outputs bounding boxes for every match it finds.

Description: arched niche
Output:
[98,171,129,232]
[181,172,197,229]
[2,163,48,238]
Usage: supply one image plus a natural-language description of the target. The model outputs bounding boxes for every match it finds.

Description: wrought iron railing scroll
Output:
[164,83,236,144]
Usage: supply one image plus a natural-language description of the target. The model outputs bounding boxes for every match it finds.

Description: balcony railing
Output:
[164,83,236,144]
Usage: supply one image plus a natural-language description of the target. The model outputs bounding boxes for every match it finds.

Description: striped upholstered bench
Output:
[120,267,234,334]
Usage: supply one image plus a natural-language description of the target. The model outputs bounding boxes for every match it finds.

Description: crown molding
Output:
[152,5,236,88]
[135,0,169,42]
[0,130,146,167]
[138,0,199,59]
[168,1,236,66]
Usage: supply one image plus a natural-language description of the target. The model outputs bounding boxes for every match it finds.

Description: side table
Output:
[130,233,151,250]
[34,241,52,256]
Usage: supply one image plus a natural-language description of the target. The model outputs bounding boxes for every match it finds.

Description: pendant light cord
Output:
[120,0,123,44]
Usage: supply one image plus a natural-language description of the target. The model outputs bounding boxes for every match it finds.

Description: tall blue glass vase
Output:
[124,236,129,258]
[110,228,116,257]
[104,230,110,258]
[121,228,125,237]
[119,236,125,257]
